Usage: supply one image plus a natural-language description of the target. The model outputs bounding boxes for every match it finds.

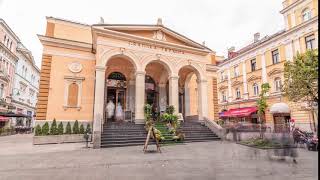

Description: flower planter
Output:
[33,134,91,145]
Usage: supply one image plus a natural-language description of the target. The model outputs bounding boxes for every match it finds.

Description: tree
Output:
[73,120,79,134]
[42,122,50,136]
[57,122,64,135]
[85,124,91,134]
[50,118,58,135]
[79,124,85,134]
[65,122,72,134]
[256,83,270,138]
[35,124,42,136]
[283,49,318,132]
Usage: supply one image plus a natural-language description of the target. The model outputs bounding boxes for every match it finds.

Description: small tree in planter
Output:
[256,83,270,139]
[73,120,79,134]
[50,118,58,135]
[79,124,85,134]
[57,122,64,135]
[65,122,72,134]
[42,122,49,136]
[85,124,91,134]
[35,124,42,136]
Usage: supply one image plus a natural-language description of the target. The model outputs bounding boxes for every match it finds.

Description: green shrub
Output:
[73,120,79,134]
[85,124,91,134]
[35,124,42,136]
[50,118,58,135]
[42,122,49,135]
[57,122,64,135]
[79,124,84,134]
[166,105,175,114]
[65,122,72,134]
[144,104,152,121]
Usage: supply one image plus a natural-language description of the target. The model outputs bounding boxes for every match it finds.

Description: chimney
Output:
[157,18,163,26]
[227,46,238,59]
[254,32,260,43]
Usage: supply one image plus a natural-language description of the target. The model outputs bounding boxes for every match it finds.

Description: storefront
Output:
[219,107,258,123]
[270,103,291,133]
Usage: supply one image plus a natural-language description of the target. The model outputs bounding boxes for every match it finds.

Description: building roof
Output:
[0,18,21,42]
[47,16,214,52]
[219,29,286,65]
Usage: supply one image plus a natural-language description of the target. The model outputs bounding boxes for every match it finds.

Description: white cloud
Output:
[0,0,284,67]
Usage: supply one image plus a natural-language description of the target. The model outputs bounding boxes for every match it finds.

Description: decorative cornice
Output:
[267,68,284,76]
[280,0,303,14]
[206,64,219,72]
[92,27,211,56]
[247,75,262,82]
[38,35,93,52]
[64,76,85,81]
[0,42,19,61]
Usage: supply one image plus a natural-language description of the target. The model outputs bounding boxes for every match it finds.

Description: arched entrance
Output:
[104,56,136,122]
[144,61,170,115]
[178,65,207,121]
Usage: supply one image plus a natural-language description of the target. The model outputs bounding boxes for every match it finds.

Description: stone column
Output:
[242,62,249,99]
[285,40,294,61]
[93,66,106,149]
[169,75,179,114]
[198,79,208,121]
[227,69,232,102]
[158,83,167,113]
[135,71,145,124]
[184,84,190,116]
[261,53,267,83]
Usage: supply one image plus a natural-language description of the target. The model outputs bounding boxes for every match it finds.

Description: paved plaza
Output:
[0,134,318,180]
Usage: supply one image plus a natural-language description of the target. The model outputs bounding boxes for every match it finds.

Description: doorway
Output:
[105,72,127,122]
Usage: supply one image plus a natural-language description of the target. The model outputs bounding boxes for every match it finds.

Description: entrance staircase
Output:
[101,121,220,148]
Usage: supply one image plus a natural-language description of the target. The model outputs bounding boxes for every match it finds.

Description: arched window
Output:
[253,83,259,96]
[0,84,4,99]
[108,72,126,80]
[235,88,241,99]
[68,82,79,106]
[274,78,282,92]
[302,8,312,22]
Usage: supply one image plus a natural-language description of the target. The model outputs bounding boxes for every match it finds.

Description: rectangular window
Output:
[272,49,279,64]
[236,88,241,99]
[220,71,224,81]
[250,59,256,71]
[221,91,227,102]
[234,65,239,77]
[305,34,315,50]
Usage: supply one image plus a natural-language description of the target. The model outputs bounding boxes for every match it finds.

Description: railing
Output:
[203,118,227,139]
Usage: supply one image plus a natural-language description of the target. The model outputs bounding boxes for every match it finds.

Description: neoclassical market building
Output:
[36,17,220,147]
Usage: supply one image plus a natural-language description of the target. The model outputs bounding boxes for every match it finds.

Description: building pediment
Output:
[92,24,212,53]
[247,75,261,82]
[267,68,283,77]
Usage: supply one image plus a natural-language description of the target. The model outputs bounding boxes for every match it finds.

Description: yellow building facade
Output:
[217,0,318,132]
[36,17,220,147]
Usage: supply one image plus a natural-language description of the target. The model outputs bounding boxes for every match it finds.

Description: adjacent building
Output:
[0,18,40,129]
[11,43,40,127]
[0,19,19,128]
[217,0,318,132]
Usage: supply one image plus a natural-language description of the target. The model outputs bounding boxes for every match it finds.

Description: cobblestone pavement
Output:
[0,134,318,180]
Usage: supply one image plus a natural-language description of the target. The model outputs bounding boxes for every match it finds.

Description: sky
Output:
[0,0,284,67]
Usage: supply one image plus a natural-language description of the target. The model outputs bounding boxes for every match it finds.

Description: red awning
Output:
[220,107,258,118]
[0,116,9,122]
